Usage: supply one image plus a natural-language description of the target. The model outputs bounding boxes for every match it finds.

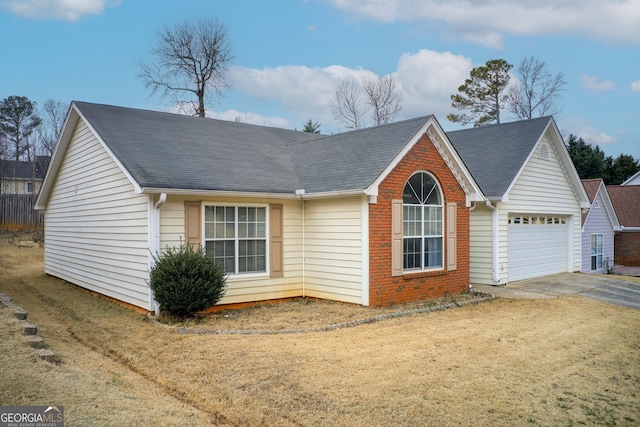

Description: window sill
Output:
[402,269,446,280]
[226,272,269,281]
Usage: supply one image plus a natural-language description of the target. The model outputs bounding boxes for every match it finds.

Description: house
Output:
[35,101,484,311]
[580,179,620,273]
[621,169,640,186]
[0,156,50,194]
[606,185,640,267]
[448,117,590,285]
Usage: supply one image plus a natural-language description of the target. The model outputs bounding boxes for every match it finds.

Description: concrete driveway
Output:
[472,273,640,310]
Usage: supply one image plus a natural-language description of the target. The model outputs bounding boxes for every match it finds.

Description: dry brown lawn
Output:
[1,232,639,426]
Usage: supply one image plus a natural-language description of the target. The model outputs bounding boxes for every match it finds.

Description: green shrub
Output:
[150,243,227,318]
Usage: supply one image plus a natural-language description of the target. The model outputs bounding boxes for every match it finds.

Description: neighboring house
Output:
[606,185,640,267]
[580,179,620,273]
[448,117,590,285]
[621,169,640,186]
[0,156,50,194]
[35,102,484,311]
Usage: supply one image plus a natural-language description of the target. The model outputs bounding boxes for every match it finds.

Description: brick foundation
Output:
[369,133,470,306]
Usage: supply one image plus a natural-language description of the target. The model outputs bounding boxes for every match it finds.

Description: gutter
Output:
[619,226,640,232]
[296,189,306,297]
[139,187,372,201]
[150,193,167,316]
[485,200,502,285]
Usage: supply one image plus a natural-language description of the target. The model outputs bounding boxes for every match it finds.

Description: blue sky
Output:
[1,0,639,159]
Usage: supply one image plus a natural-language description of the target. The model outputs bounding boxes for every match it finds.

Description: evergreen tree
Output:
[302,119,321,133]
[0,96,42,161]
[448,59,512,127]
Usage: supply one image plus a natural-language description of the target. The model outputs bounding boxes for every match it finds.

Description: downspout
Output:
[485,200,501,285]
[296,189,306,297]
[151,193,167,316]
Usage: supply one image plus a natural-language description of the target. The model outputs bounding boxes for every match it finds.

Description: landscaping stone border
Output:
[0,290,56,363]
[149,292,495,335]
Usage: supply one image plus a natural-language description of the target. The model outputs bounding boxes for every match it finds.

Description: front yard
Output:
[1,235,639,426]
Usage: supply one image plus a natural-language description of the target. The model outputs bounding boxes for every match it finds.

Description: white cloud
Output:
[227,64,377,131]
[566,117,617,146]
[323,0,640,47]
[580,75,616,92]
[395,49,472,118]
[631,80,640,92]
[208,109,292,129]
[225,50,472,132]
[1,0,120,21]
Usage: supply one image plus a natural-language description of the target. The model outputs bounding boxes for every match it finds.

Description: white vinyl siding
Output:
[469,205,494,285]
[500,135,581,281]
[159,196,304,305]
[303,197,365,304]
[581,190,615,273]
[43,120,151,309]
[469,133,582,284]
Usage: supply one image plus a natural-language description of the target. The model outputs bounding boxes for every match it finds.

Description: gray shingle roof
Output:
[0,158,49,180]
[75,102,320,194]
[74,102,431,195]
[447,117,552,198]
[290,116,431,193]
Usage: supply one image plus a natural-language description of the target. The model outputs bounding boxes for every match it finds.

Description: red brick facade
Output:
[368,133,470,306]
[615,232,640,267]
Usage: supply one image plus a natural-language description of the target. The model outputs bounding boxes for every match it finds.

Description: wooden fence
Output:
[0,194,43,227]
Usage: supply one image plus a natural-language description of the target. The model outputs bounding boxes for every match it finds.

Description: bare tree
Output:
[38,99,67,157]
[363,75,402,126]
[330,78,365,130]
[330,75,402,130]
[138,18,232,118]
[507,56,566,120]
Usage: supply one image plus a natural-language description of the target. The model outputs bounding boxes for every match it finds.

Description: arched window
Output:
[402,172,443,270]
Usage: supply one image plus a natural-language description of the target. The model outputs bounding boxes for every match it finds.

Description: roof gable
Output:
[448,117,589,207]
[447,117,551,199]
[581,178,620,230]
[621,169,640,186]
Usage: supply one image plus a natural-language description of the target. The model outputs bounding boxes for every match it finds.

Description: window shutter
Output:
[270,204,284,278]
[391,199,403,276]
[185,201,202,249]
[447,202,457,271]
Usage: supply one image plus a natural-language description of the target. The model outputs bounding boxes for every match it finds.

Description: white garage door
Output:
[508,214,569,282]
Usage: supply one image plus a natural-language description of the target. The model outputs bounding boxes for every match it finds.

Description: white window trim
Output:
[203,203,270,279]
[403,171,445,273]
[590,233,604,271]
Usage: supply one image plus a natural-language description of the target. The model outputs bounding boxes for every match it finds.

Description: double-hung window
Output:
[590,234,603,271]
[204,205,267,275]
[402,172,443,270]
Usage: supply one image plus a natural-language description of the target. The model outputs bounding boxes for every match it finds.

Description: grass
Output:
[1,233,640,426]
[157,292,486,332]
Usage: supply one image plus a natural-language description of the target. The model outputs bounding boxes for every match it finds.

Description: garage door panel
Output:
[508,215,569,282]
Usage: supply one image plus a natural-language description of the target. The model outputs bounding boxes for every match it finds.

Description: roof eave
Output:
[35,103,79,210]
[140,187,300,200]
